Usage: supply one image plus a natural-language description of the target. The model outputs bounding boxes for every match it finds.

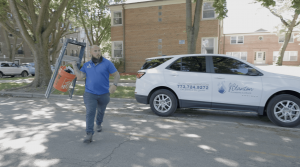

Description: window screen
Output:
[140,58,173,70]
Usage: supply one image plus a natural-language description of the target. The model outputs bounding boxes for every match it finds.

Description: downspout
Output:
[122,4,126,73]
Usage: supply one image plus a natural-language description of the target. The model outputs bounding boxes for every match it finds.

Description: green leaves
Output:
[213,0,228,20]
[256,0,276,7]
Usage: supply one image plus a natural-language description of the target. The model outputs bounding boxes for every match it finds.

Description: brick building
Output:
[0,25,33,65]
[0,25,91,66]
[222,29,300,65]
[109,0,223,73]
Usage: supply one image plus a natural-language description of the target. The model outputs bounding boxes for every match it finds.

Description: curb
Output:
[0,91,137,102]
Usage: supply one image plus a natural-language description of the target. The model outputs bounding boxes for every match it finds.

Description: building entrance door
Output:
[255,52,265,64]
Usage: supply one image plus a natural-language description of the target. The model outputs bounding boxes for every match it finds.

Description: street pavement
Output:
[0,96,300,167]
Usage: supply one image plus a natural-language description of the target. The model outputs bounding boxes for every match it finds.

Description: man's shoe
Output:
[83,133,93,143]
[97,125,102,132]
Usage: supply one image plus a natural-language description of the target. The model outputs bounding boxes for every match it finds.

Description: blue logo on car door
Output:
[218,82,226,94]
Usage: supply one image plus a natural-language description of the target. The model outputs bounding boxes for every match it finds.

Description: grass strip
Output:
[0,83,28,91]
[0,77,34,81]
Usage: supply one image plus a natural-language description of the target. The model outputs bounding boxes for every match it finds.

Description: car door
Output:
[10,63,20,75]
[164,56,212,108]
[1,63,11,75]
[211,56,263,111]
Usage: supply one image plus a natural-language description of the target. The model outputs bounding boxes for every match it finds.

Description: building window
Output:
[17,45,23,54]
[230,36,244,44]
[273,51,298,62]
[158,39,162,43]
[158,18,162,22]
[226,52,247,61]
[279,34,293,43]
[201,38,215,54]
[203,2,215,19]
[112,41,123,58]
[158,6,162,9]
[113,11,122,25]
[179,40,185,44]
[158,45,162,49]
[158,12,162,16]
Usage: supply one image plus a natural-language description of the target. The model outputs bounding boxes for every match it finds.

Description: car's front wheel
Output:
[21,71,28,77]
[149,89,178,117]
[267,94,300,127]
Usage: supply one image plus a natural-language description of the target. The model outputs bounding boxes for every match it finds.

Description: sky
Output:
[125,0,283,34]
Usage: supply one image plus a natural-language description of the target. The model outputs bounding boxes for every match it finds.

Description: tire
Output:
[32,74,35,76]
[0,72,3,78]
[21,71,28,77]
[149,89,178,117]
[267,94,300,127]
[11,75,15,78]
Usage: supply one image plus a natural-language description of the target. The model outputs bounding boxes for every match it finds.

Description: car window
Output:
[182,56,206,72]
[11,63,18,67]
[213,56,258,75]
[140,58,173,70]
[1,63,9,67]
[169,58,181,71]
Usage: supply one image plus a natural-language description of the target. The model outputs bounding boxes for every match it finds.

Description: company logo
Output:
[87,64,91,68]
[218,81,226,94]
[228,83,253,92]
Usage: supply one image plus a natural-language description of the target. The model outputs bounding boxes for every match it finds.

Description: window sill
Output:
[201,18,217,21]
[111,24,123,27]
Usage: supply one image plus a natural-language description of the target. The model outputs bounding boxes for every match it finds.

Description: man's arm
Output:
[109,71,120,94]
[71,61,86,81]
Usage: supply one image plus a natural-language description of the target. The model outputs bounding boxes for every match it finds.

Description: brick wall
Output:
[111,3,220,73]
[224,33,300,66]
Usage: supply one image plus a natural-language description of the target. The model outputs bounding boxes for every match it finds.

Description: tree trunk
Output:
[186,0,203,54]
[2,29,12,61]
[277,13,299,66]
[31,40,52,87]
[11,36,17,62]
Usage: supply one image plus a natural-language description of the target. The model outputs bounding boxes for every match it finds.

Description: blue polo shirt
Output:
[80,58,117,95]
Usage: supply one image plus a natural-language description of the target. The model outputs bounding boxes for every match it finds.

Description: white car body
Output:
[135,54,300,127]
[0,61,30,77]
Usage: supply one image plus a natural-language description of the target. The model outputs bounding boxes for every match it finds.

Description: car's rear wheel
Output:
[32,74,35,76]
[267,94,300,127]
[0,72,3,78]
[149,89,178,116]
[21,71,28,77]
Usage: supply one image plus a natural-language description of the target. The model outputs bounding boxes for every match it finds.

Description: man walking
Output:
[71,45,120,143]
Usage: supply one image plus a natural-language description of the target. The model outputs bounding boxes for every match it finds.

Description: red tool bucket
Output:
[53,66,76,92]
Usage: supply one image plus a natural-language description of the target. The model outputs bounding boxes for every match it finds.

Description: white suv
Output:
[0,61,30,78]
[135,54,300,127]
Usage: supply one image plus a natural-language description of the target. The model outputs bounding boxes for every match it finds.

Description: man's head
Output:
[91,45,102,59]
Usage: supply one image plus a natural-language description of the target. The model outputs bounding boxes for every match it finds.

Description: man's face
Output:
[91,45,102,58]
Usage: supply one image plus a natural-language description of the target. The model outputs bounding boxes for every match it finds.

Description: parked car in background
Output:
[0,61,30,78]
[135,54,300,127]
[22,62,35,76]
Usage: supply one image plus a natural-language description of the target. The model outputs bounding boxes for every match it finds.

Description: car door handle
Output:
[215,77,224,79]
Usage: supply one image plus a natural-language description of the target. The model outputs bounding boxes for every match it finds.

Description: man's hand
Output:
[70,61,77,67]
[109,85,117,94]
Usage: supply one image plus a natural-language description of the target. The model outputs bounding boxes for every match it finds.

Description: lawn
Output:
[0,83,28,90]
[53,85,135,99]
[109,75,136,80]
[0,82,135,99]
[0,77,34,81]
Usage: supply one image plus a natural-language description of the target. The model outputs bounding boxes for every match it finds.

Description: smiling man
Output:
[71,45,120,143]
